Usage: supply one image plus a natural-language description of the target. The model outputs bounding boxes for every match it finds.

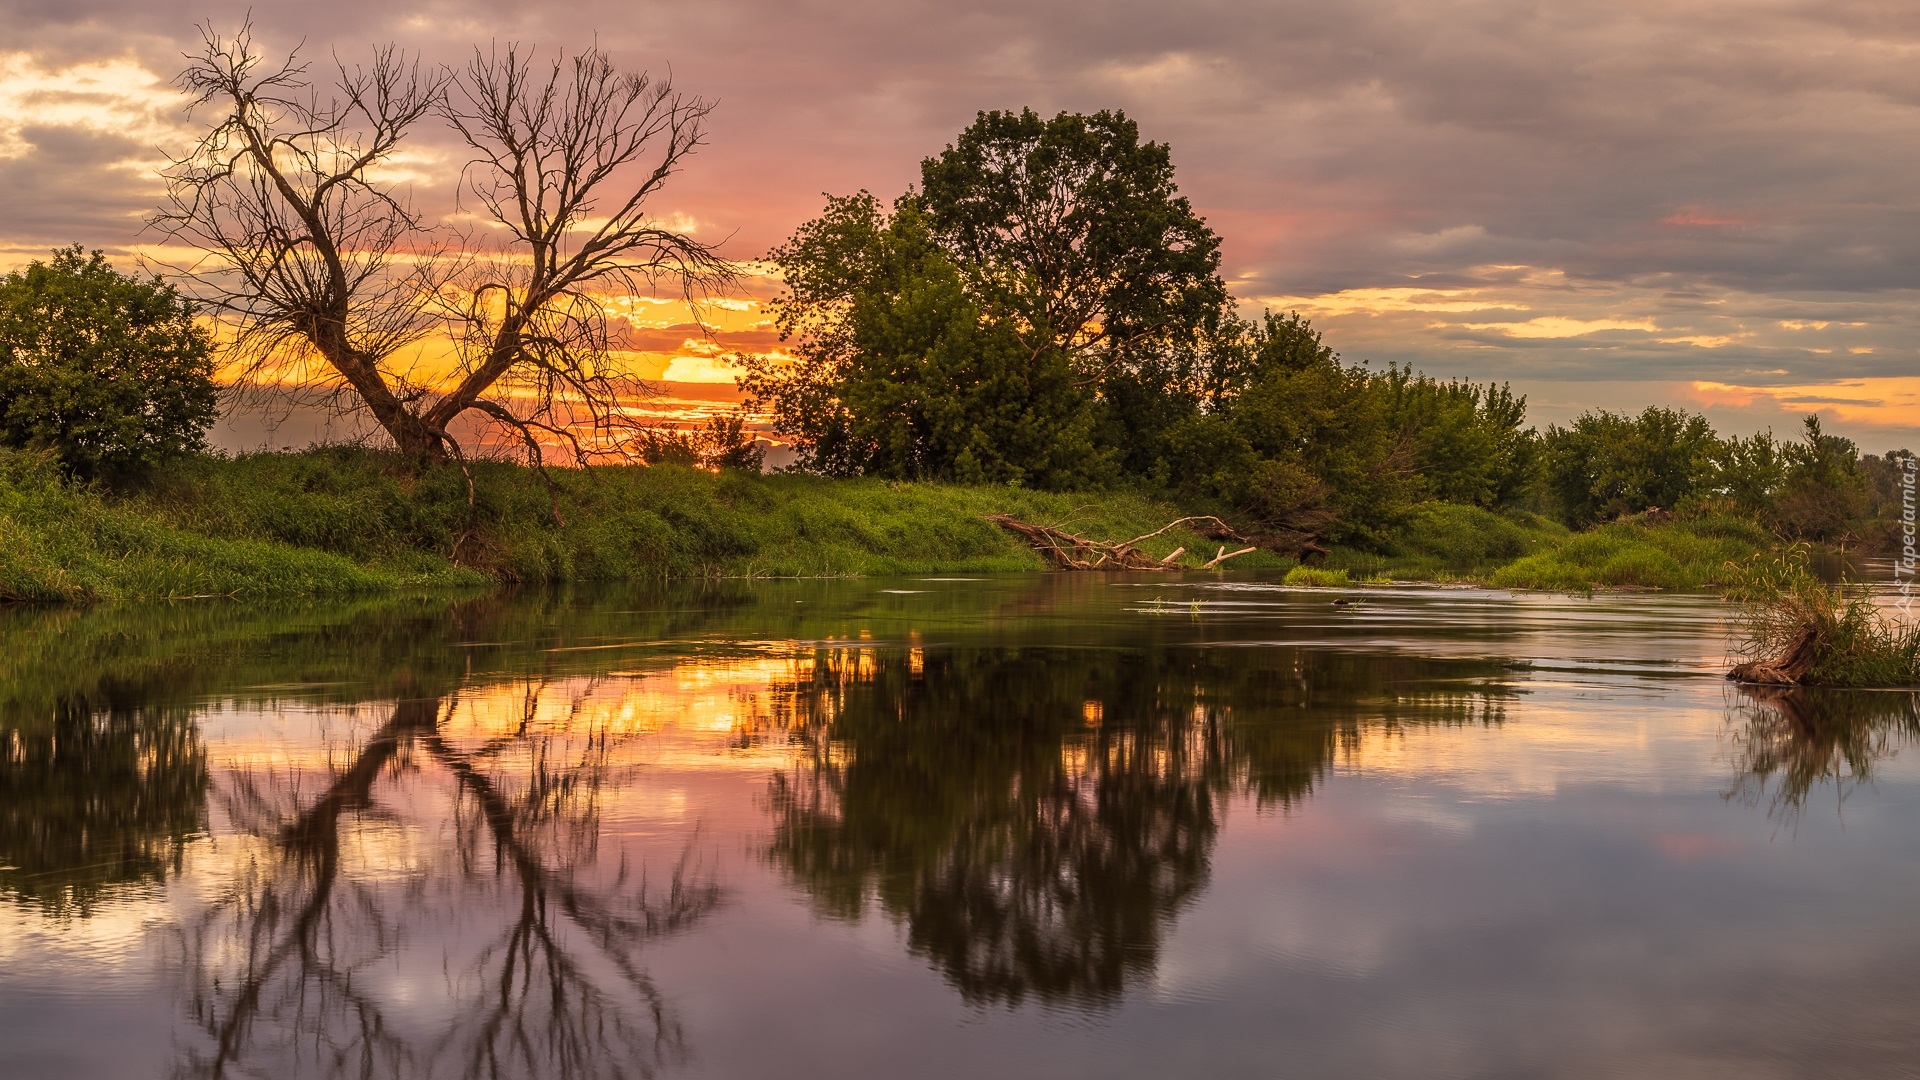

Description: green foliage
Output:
[1326,502,1567,580]
[1381,371,1537,508]
[1543,406,1720,527]
[0,449,473,603]
[741,195,1106,487]
[917,108,1227,365]
[1282,566,1349,587]
[2,447,1260,601]
[0,246,217,479]
[634,415,766,472]
[1769,416,1870,540]
[1167,312,1535,549]
[1490,513,1774,592]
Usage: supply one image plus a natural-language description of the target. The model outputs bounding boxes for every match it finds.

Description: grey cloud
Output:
[0,125,158,250]
[0,0,1916,424]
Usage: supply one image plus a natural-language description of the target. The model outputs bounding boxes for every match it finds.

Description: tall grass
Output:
[0,451,480,603]
[1725,546,1920,688]
[1326,502,1566,581]
[0,448,1286,603]
[1489,514,1774,592]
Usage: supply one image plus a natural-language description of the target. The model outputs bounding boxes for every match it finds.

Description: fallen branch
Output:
[986,514,1188,570]
[1203,546,1258,570]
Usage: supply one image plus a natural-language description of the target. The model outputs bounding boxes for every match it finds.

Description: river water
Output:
[2,575,1917,1079]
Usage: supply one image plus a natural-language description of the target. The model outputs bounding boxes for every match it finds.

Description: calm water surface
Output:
[2,574,1918,1079]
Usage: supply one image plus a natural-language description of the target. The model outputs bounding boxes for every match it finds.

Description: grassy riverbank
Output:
[0,448,1284,603]
[0,448,1798,604]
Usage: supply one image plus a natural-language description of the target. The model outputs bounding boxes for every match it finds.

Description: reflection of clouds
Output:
[1349,699,1728,798]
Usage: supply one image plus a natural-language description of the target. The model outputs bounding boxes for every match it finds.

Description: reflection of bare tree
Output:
[170,689,720,1080]
[1725,685,1920,820]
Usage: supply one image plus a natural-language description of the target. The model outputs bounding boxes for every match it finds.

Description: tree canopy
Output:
[741,193,1105,487]
[918,108,1227,371]
[0,246,217,479]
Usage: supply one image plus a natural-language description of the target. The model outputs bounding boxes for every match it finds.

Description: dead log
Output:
[1203,545,1259,570]
[985,514,1200,570]
[1727,623,1823,684]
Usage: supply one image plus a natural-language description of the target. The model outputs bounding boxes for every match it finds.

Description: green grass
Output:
[1282,566,1350,587]
[0,452,481,603]
[0,448,1288,603]
[0,448,1803,604]
[1488,513,1776,592]
[1325,503,1567,581]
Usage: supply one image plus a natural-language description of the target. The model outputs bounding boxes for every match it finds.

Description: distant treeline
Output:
[738,109,1911,553]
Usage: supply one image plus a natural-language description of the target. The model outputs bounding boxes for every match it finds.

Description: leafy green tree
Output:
[1715,430,1786,516]
[1380,368,1536,508]
[0,246,217,478]
[1772,415,1868,540]
[1543,407,1721,526]
[741,194,1106,487]
[918,109,1229,474]
[918,109,1227,367]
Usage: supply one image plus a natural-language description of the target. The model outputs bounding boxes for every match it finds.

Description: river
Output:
[2,574,1916,1078]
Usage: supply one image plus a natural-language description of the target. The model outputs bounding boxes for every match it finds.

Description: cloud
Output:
[0,0,1915,443]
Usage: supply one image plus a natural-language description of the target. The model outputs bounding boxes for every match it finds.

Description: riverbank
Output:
[0,448,1293,602]
[0,448,1790,603]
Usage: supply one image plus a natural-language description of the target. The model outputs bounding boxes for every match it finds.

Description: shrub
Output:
[0,247,217,479]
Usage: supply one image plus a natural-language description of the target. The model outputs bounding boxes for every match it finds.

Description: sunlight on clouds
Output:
[1264,285,1525,315]
[0,52,183,159]
[662,355,744,383]
[1460,316,1659,339]
[1688,377,1920,433]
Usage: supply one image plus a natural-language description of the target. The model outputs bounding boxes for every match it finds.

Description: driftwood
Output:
[1728,624,1822,684]
[985,514,1253,571]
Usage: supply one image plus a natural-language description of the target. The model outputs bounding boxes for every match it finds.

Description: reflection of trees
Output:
[766,645,1513,1006]
[0,694,209,915]
[170,683,720,1080]
[1725,685,1920,819]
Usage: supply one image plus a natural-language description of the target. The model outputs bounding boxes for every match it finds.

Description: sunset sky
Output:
[2,0,1917,449]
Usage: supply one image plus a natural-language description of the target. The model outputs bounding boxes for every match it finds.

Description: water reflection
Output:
[5,579,1917,1079]
[167,684,720,1080]
[761,644,1514,1005]
[0,696,207,916]
[1725,685,1920,819]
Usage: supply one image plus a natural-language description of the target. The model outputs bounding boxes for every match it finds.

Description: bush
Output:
[1543,407,1720,527]
[0,247,217,479]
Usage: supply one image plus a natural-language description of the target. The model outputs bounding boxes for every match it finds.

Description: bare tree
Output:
[438,45,733,465]
[154,24,732,463]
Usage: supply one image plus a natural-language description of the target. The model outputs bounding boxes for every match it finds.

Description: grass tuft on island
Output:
[1726,549,1920,688]
[0,447,1289,603]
